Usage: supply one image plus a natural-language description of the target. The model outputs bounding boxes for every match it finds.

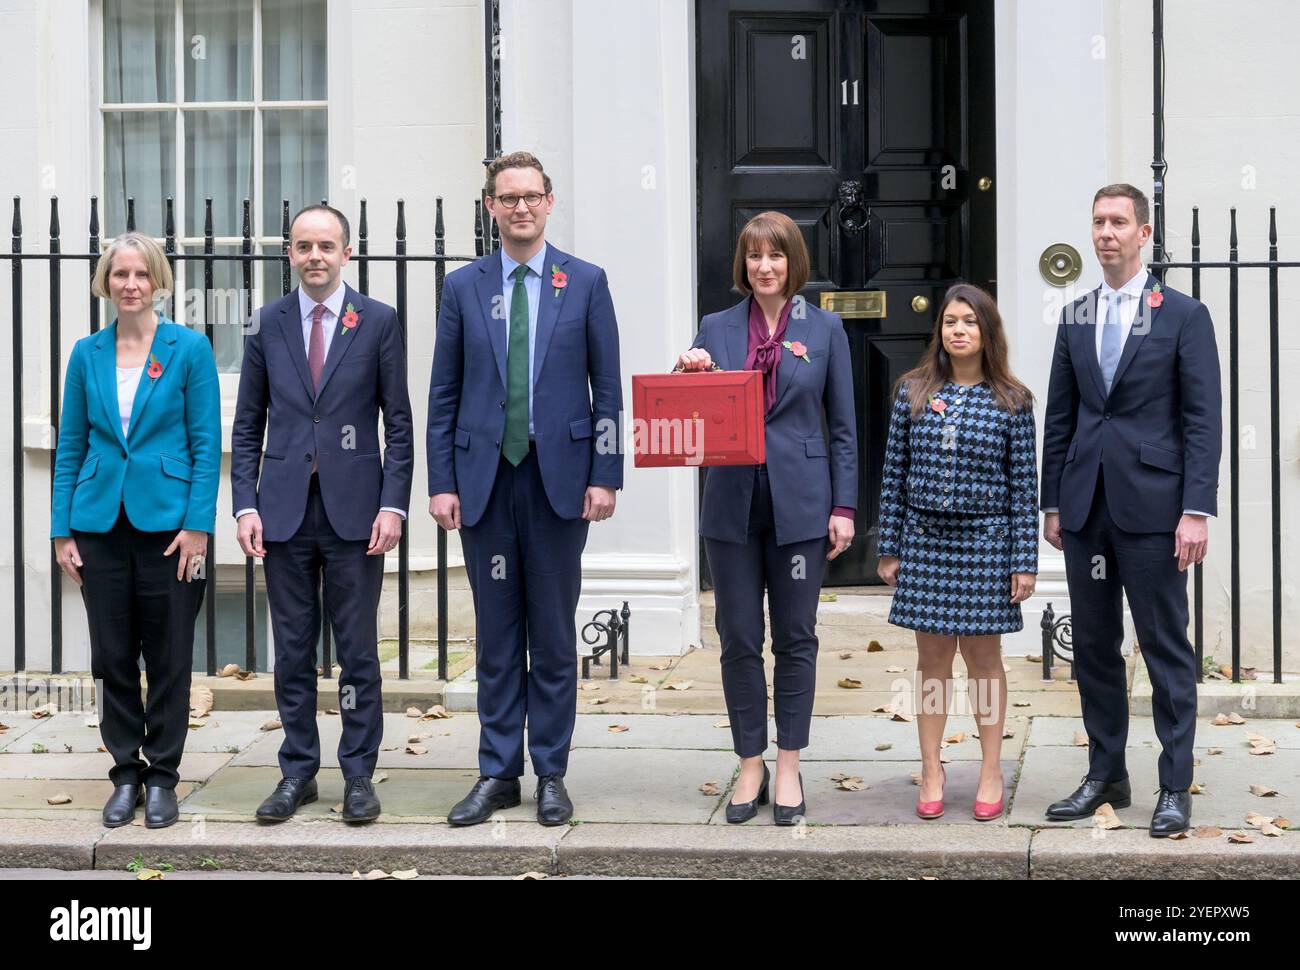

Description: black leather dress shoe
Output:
[1045,776,1132,820]
[144,786,179,829]
[448,776,521,826]
[102,784,143,828]
[255,777,318,822]
[1150,788,1192,838]
[725,762,770,824]
[535,775,573,826]
[342,776,381,823]
[773,772,806,826]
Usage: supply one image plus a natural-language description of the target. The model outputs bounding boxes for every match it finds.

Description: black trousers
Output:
[262,475,385,780]
[74,508,205,789]
[704,465,829,757]
[1061,466,1198,790]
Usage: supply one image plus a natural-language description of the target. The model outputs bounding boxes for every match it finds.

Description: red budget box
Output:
[631,370,765,467]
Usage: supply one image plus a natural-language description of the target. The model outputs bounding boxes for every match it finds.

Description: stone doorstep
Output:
[5,819,1294,878]
[0,674,446,714]
[1130,658,1300,718]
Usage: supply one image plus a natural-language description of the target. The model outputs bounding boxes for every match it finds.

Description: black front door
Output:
[696,0,997,586]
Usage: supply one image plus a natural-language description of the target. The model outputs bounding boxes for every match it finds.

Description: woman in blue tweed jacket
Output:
[876,282,1038,823]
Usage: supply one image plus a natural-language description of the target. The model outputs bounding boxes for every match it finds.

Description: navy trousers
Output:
[1062,466,1198,790]
[263,476,385,780]
[460,446,590,778]
[75,508,205,789]
[704,465,828,757]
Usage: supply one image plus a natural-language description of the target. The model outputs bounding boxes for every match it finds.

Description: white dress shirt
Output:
[236,280,406,521]
[1042,265,1211,518]
[116,365,143,438]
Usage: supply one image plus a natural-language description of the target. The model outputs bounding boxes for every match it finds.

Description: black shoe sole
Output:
[256,791,318,823]
[145,814,179,830]
[102,814,137,828]
[447,795,522,827]
[536,811,572,827]
[343,808,381,824]
[1150,823,1190,838]
[1045,796,1132,821]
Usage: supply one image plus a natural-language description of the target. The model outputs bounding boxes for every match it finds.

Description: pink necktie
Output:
[308,303,325,473]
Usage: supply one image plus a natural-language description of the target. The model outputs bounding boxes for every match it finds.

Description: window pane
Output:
[184,110,254,237]
[104,111,176,236]
[262,0,328,101]
[193,587,270,673]
[183,0,254,102]
[178,246,252,373]
[261,254,301,302]
[263,109,327,236]
[104,0,175,103]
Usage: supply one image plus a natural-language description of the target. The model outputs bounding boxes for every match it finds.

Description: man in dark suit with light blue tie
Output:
[1040,184,1222,837]
[427,152,623,825]
[231,204,413,824]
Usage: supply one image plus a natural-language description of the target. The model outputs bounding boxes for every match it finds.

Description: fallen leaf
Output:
[1229,712,1246,724]
[513,872,548,880]
[875,743,892,751]
[362,869,389,880]
[330,803,344,814]
[910,773,922,786]
[1012,701,1031,708]
[31,703,56,718]
[943,731,965,744]
[423,705,451,720]
[259,718,282,732]
[1249,784,1278,797]
[1207,747,1223,755]
[1026,655,1042,663]
[891,712,914,723]
[885,665,907,673]
[407,733,432,744]
[867,641,883,653]
[46,793,73,805]
[97,745,107,753]
[871,704,894,713]
[1245,811,1272,828]
[608,725,629,734]
[1273,817,1291,829]
[190,686,214,718]
[713,719,730,729]
[1193,826,1222,838]
[835,776,868,792]
[663,681,693,691]
[1227,830,1254,844]
[1169,831,1189,840]
[83,719,99,729]
[1244,731,1273,745]
[577,682,600,691]
[588,697,609,705]
[187,718,207,730]
[839,651,853,660]
[0,723,9,732]
[1189,783,1205,795]
[1002,728,1016,739]
[218,663,240,678]
[1248,742,1276,756]
[136,868,164,881]
[234,670,256,681]
[405,706,423,718]
[837,677,862,689]
[629,675,649,684]
[1093,803,1123,829]
[648,662,671,671]
[699,781,721,796]
[819,591,838,602]
[1073,731,1089,746]
[325,709,340,716]
[375,772,388,784]
[1259,821,1284,837]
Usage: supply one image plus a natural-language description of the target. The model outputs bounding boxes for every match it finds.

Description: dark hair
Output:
[290,203,350,247]
[895,282,1034,418]
[1093,183,1150,226]
[484,151,553,197]
[731,211,811,300]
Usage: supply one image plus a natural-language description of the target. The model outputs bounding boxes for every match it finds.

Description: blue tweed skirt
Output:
[887,505,1023,636]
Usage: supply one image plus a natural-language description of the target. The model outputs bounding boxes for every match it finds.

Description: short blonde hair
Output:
[732,211,810,300]
[92,232,173,301]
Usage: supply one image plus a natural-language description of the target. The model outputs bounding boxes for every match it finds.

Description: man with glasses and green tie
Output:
[427,152,623,825]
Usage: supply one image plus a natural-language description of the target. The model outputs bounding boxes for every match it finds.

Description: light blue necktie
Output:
[1100,291,1123,395]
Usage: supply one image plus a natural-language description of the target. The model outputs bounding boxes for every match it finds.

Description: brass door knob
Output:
[911,295,930,314]
[977,176,993,192]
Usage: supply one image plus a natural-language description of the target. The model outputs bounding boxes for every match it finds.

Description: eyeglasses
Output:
[491,193,546,209]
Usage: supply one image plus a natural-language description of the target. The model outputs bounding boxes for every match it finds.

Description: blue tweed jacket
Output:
[877,379,1039,573]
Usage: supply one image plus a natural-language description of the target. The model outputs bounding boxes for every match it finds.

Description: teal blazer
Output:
[50,319,222,538]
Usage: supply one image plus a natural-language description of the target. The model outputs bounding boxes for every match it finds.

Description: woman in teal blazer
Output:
[50,232,221,829]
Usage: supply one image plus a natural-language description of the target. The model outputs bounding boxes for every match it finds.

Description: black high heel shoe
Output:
[725,762,770,824]
[773,771,805,826]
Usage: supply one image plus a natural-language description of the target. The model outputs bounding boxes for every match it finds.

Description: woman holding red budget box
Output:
[674,211,857,825]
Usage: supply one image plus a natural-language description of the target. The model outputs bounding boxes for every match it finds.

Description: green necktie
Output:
[502,264,531,465]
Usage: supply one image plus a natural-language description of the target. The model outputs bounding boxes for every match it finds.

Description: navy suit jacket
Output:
[426,243,623,526]
[231,285,414,543]
[691,296,857,546]
[1040,273,1222,534]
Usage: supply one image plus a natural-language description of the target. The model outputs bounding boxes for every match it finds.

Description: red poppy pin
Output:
[339,302,359,337]
[1146,283,1164,308]
[928,394,947,414]
[782,339,811,363]
[551,264,567,297]
[146,353,163,382]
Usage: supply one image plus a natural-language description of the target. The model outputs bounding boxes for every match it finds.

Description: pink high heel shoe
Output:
[915,764,946,819]
[973,783,1004,821]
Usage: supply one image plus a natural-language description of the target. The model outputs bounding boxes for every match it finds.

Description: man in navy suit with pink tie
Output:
[427,152,623,825]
